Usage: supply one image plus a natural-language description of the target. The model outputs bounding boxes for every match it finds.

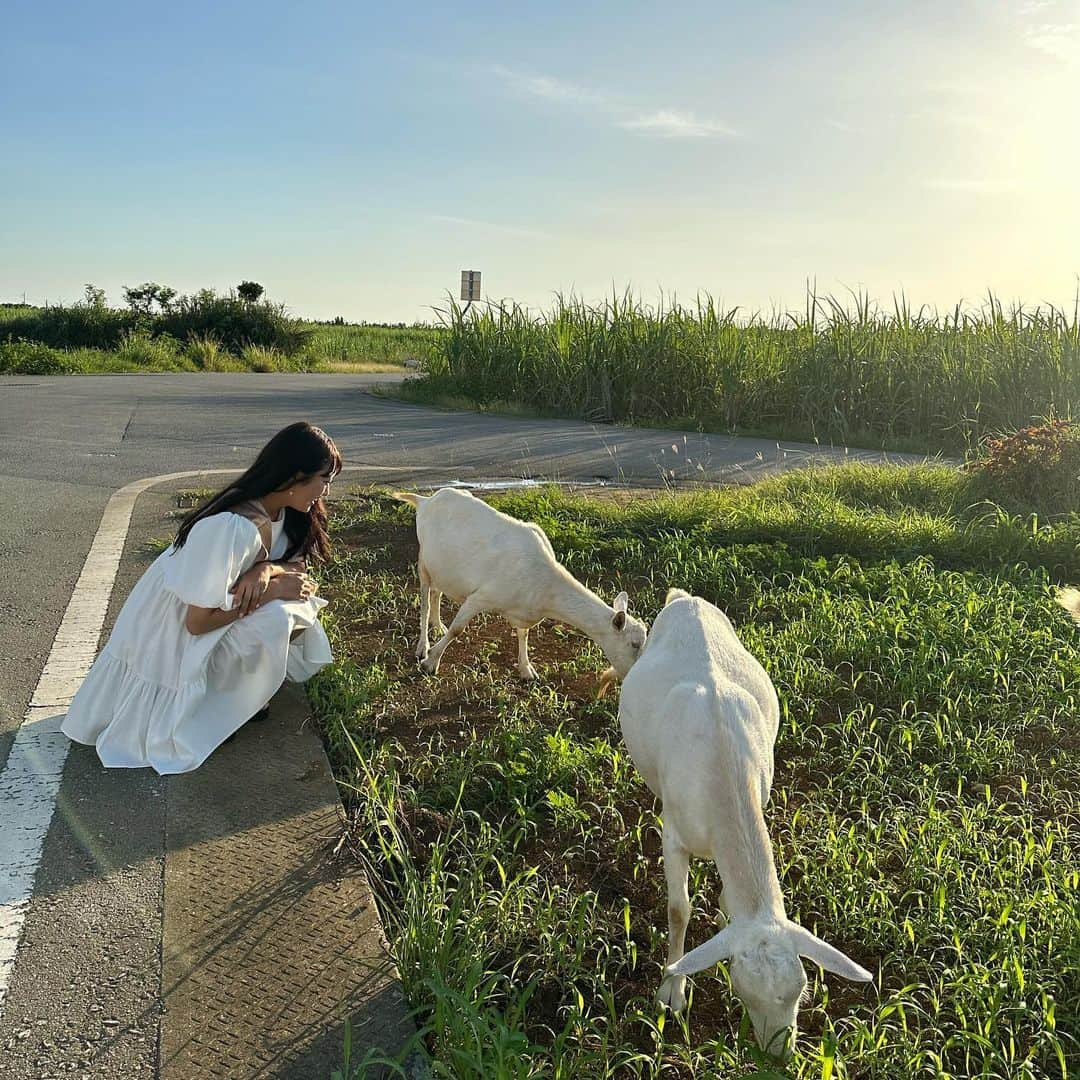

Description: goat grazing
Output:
[618,588,872,1060]
[391,488,647,683]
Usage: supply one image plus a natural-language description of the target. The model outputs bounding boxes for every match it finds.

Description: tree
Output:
[83,283,107,308]
[237,281,265,304]
[122,282,176,315]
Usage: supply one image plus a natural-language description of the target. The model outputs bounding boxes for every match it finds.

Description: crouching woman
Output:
[62,421,341,775]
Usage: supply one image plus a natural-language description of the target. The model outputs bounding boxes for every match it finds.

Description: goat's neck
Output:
[713,773,786,921]
[542,567,614,639]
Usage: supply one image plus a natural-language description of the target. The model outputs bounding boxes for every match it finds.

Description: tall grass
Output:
[417,291,1080,450]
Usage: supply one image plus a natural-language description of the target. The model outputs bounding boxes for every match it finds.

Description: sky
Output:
[2,0,1078,323]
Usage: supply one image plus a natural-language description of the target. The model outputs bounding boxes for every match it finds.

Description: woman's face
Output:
[283,467,335,513]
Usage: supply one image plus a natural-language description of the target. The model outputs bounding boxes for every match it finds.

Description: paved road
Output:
[0,372,933,1076]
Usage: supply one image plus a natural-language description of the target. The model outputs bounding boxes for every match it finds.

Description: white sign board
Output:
[460,270,481,302]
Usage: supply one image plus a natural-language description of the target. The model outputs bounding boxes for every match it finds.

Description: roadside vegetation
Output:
[0,287,438,374]
[396,291,1080,455]
[310,445,1080,1078]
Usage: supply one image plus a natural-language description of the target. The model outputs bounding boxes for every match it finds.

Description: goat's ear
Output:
[786,922,873,982]
[612,591,629,629]
[666,925,738,977]
[665,587,691,606]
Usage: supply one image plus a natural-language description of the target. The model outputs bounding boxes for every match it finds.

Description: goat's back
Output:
[619,596,779,808]
[637,597,777,726]
[413,488,559,602]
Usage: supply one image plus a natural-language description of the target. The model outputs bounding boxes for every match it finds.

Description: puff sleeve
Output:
[161,514,262,611]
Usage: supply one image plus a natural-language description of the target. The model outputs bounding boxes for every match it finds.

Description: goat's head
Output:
[596,591,647,692]
[667,918,871,1062]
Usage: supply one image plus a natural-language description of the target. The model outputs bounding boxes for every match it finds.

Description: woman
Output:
[63,421,341,774]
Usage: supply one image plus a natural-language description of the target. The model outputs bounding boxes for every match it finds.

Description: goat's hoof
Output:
[419,658,439,675]
[518,665,539,681]
[414,641,429,660]
[656,976,687,1014]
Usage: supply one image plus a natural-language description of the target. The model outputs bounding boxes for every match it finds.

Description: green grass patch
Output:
[0,325,431,375]
[302,321,442,369]
[310,466,1080,1078]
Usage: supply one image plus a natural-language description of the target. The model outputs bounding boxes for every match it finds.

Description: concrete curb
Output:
[161,683,418,1078]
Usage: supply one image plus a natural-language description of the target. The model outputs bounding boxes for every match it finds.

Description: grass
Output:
[413,291,1080,454]
[302,321,442,370]
[308,463,1080,1078]
[0,322,437,374]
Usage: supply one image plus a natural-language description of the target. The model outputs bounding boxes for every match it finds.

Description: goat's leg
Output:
[657,822,692,1012]
[421,593,484,674]
[415,562,432,660]
[515,626,539,680]
[430,588,447,636]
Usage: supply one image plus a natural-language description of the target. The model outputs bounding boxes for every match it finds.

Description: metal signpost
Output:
[460,269,481,315]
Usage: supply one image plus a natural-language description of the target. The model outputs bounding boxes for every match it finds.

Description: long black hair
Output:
[174,422,342,563]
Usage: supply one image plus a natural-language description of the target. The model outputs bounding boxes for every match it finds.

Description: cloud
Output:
[1022,20,1078,60]
[1012,0,1079,62]
[490,66,735,139]
[619,109,737,138]
[428,214,549,239]
[490,65,615,110]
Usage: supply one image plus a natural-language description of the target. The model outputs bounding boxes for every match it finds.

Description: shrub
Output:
[186,335,239,372]
[115,331,193,371]
[2,290,309,357]
[0,339,78,375]
[964,417,1080,516]
[159,292,310,355]
[239,344,308,372]
[0,303,138,349]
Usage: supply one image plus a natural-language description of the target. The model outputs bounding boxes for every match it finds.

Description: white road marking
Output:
[0,469,243,1014]
[0,463,411,1014]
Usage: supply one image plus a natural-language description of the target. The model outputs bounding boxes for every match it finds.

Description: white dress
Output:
[62,510,333,775]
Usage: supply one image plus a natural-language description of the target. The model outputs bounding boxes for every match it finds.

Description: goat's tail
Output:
[1056,587,1080,625]
[390,491,424,507]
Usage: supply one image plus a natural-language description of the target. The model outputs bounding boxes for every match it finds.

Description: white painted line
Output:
[0,463,417,1014]
[0,468,250,1015]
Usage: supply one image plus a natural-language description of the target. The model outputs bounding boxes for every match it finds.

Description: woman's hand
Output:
[272,571,318,602]
[230,562,274,616]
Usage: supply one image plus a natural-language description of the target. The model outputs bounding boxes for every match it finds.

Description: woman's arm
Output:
[186,572,316,636]
[184,603,245,636]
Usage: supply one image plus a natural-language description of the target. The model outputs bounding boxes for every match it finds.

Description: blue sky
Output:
[3,0,1078,322]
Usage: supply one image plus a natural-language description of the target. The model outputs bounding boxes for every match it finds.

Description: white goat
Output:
[618,588,872,1061]
[1056,587,1080,624]
[391,488,647,682]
